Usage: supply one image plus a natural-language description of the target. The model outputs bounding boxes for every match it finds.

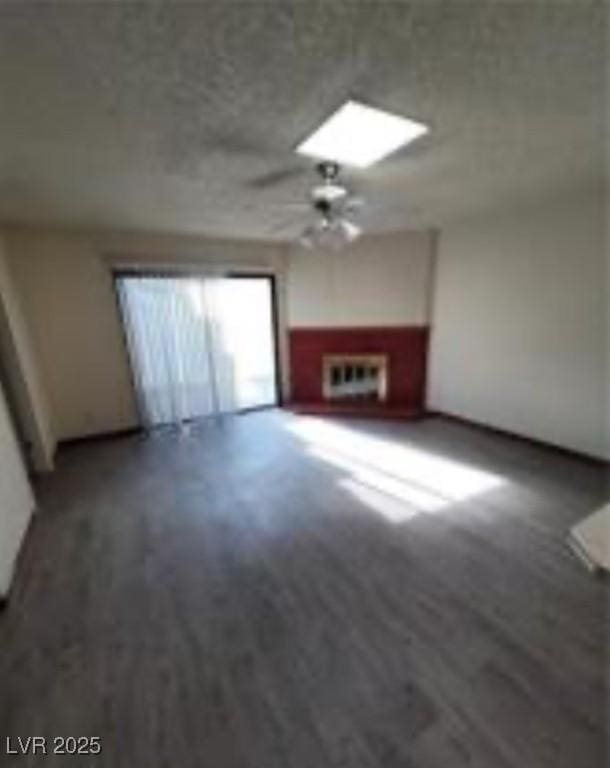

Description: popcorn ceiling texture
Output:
[0,2,604,239]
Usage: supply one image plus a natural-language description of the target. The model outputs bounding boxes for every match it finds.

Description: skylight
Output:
[296,100,428,169]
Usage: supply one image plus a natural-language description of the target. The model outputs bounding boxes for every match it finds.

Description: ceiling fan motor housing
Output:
[317,160,340,180]
[313,198,333,217]
[312,161,348,205]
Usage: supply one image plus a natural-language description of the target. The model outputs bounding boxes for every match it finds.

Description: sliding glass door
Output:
[219,277,278,410]
[116,274,278,429]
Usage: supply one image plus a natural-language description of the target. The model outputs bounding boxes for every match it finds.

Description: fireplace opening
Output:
[323,354,388,401]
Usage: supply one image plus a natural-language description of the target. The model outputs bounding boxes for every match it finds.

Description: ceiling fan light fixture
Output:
[312,182,347,203]
[339,218,362,241]
[296,100,428,169]
[298,214,361,251]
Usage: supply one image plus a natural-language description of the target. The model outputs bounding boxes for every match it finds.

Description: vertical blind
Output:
[117,275,276,429]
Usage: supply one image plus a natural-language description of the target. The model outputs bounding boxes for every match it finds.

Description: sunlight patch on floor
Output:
[288,417,505,522]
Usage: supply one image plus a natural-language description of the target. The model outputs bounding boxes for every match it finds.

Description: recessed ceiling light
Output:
[296,100,428,169]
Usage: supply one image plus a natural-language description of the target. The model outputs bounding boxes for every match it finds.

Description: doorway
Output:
[115,273,279,429]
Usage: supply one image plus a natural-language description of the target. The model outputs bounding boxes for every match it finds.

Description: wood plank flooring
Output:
[1,411,607,767]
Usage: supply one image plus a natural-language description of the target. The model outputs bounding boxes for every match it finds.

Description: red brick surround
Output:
[288,326,429,418]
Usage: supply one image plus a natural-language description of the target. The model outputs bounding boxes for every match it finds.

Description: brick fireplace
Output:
[288,326,428,418]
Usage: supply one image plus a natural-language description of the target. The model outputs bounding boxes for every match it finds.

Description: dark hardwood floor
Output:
[1,411,607,767]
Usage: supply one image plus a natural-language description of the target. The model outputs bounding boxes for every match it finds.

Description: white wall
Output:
[429,189,606,459]
[4,228,288,441]
[605,31,610,463]
[605,186,610,461]
[0,234,55,470]
[606,196,610,462]
[287,230,435,328]
[0,377,34,597]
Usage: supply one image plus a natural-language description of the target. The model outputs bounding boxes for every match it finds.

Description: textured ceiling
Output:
[0,2,605,240]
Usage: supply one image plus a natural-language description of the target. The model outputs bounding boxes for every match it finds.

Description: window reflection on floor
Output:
[287,417,505,522]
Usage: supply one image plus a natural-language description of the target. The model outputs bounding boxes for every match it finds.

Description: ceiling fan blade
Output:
[358,203,423,222]
[267,211,308,236]
[275,201,310,210]
[340,218,362,241]
[248,166,306,190]
[343,196,366,211]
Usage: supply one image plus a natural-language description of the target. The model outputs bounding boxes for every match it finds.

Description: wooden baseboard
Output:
[59,426,143,450]
[428,410,608,466]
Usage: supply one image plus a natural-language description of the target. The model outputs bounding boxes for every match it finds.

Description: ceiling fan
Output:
[273,161,364,249]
